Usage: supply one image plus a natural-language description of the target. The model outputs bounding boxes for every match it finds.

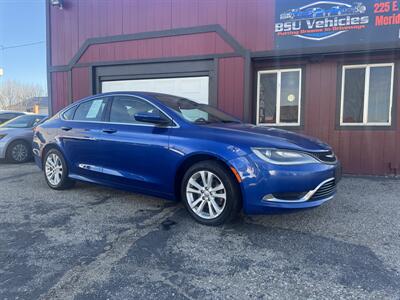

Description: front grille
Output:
[308,150,337,163]
[311,179,336,200]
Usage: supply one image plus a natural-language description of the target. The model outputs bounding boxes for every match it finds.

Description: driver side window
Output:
[109,96,162,124]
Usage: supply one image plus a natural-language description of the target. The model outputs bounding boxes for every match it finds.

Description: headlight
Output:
[0,134,6,140]
[251,148,319,165]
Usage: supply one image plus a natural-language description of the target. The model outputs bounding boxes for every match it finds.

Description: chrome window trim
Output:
[59,94,180,128]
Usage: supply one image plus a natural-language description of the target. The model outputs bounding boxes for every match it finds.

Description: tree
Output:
[0,80,45,111]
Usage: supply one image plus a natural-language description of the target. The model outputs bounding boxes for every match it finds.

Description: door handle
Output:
[61,126,72,131]
[102,129,117,134]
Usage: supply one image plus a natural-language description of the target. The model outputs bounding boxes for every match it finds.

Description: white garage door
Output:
[101,76,209,104]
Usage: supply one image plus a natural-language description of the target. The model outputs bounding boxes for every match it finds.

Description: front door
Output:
[97,95,175,197]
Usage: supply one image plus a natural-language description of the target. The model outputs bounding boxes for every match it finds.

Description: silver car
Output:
[0,114,47,163]
[0,111,26,124]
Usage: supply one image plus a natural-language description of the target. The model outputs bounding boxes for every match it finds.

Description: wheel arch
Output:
[6,137,31,149]
[41,143,66,167]
[174,153,242,203]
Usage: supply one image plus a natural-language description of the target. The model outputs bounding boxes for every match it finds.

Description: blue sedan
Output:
[33,92,340,225]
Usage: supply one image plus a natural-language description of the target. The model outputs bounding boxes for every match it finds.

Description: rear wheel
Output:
[43,148,75,190]
[6,140,31,163]
[181,161,241,225]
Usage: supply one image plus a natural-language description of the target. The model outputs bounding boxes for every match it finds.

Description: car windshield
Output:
[0,115,46,128]
[151,94,241,124]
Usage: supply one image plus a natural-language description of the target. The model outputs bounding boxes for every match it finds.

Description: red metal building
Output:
[47,0,400,176]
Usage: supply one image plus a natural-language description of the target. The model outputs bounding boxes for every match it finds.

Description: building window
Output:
[257,69,302,126]
[340,63,394,126]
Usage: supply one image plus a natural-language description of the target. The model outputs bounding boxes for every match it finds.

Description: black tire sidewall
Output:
[43,148,71,190]
[6,140,31,163]
[181,161,241,226]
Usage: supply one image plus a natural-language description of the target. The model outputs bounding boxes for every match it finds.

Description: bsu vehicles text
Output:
[33,92,341,225]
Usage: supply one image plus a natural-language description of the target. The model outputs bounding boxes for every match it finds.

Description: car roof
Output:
[14,114,47,118]
[74,91,188,106]
[92,91,177,98]
[0,110,27,114]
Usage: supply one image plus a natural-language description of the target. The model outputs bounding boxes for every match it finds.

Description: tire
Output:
[181,160,241,226]
[6,140,31,163]
[43,148,75,190]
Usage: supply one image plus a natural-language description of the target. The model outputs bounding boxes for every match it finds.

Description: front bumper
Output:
[229,153,341,214]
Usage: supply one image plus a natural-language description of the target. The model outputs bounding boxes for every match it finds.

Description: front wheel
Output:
[43,148,75,190]
[181,161,241,225]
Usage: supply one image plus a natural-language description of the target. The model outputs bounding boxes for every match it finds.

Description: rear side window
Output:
[62,106,76,120]
[73,98,107,122]
[0,115,45,128]
[0,113,20,120]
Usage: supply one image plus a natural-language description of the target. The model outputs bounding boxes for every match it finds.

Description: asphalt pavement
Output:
[0,162,399,299]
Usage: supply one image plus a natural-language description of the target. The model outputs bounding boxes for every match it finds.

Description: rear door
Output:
[97,95,175,196]
[60,97,109,178]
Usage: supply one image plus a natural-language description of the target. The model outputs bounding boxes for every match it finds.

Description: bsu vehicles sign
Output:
[276,2,369,41]
[275,0,400,51]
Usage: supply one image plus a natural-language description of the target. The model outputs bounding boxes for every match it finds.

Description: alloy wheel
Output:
[45,153,63,186]
[11,143,28,162]
[186,170,227,220]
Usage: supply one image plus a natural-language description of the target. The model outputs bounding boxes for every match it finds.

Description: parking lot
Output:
[0,162,399,299]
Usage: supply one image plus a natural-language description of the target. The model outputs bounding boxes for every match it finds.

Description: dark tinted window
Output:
[110,96,161,124]
[0,115,46,128]
[280,71,300,123]
[367,66,392,123]
[73,98,107,121]
[342,68,365,123]
[62,106,76,120]
[0,113,21,120]
[258,73,277,124]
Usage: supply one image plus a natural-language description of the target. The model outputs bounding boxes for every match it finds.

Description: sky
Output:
[0,0,47,93]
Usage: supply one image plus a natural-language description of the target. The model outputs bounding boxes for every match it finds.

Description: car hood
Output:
[200,123,331,152]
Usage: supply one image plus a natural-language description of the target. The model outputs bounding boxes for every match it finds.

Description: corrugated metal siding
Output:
[78,32,233,64]
[72,67,90,101]
[50,0,275,66]
[51,72,69,113]
[218,57,245,119]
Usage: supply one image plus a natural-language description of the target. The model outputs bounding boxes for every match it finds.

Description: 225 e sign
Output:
[374,1,399,13]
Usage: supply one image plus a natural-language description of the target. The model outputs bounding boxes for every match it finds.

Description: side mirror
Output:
[134,112,171,125]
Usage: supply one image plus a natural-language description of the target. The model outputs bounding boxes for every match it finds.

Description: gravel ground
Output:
[0,162,399,300]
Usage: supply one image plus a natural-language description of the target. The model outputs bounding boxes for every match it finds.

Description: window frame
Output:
[60,95,178,128]
[256,68,302,126]
[340,63,394,126]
